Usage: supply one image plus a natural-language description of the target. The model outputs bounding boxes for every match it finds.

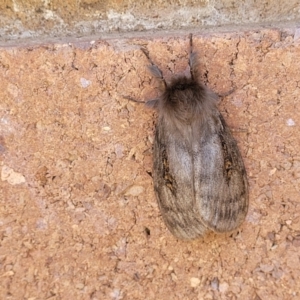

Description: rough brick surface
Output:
[0,28,300,299]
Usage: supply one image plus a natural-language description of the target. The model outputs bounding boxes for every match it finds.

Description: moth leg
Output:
[188,33,200,81]
[122,95,145,104]
[123,95,159,109]
[141,48,167,89]
[145,99,159,109]
[217,89,235,98]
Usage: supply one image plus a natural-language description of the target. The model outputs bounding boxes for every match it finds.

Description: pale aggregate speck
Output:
[286,118,295,126]
[80,77,91,88]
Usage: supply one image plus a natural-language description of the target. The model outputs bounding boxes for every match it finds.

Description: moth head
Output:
[164,76,206,106]
[160,76,213,123]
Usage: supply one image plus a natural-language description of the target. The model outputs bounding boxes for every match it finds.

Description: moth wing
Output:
[153,119,208,240]
[194,113,249,233]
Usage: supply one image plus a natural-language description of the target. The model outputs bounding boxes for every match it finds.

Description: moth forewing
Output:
[193,112,249,234]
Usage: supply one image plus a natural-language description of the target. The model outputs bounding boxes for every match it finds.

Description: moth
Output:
[126,34,249,239]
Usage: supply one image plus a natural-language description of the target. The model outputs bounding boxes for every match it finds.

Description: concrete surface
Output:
[0,0,300,40]
[1,27,300,299]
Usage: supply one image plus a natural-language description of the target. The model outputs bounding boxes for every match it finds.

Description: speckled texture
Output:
[0,28,300,299]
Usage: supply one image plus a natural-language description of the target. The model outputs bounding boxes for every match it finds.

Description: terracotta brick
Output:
[0,29,300,299]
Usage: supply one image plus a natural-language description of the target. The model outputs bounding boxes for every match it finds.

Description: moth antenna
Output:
[189,33,193,53]
[141,48,167,89]
[188,33,199,81]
